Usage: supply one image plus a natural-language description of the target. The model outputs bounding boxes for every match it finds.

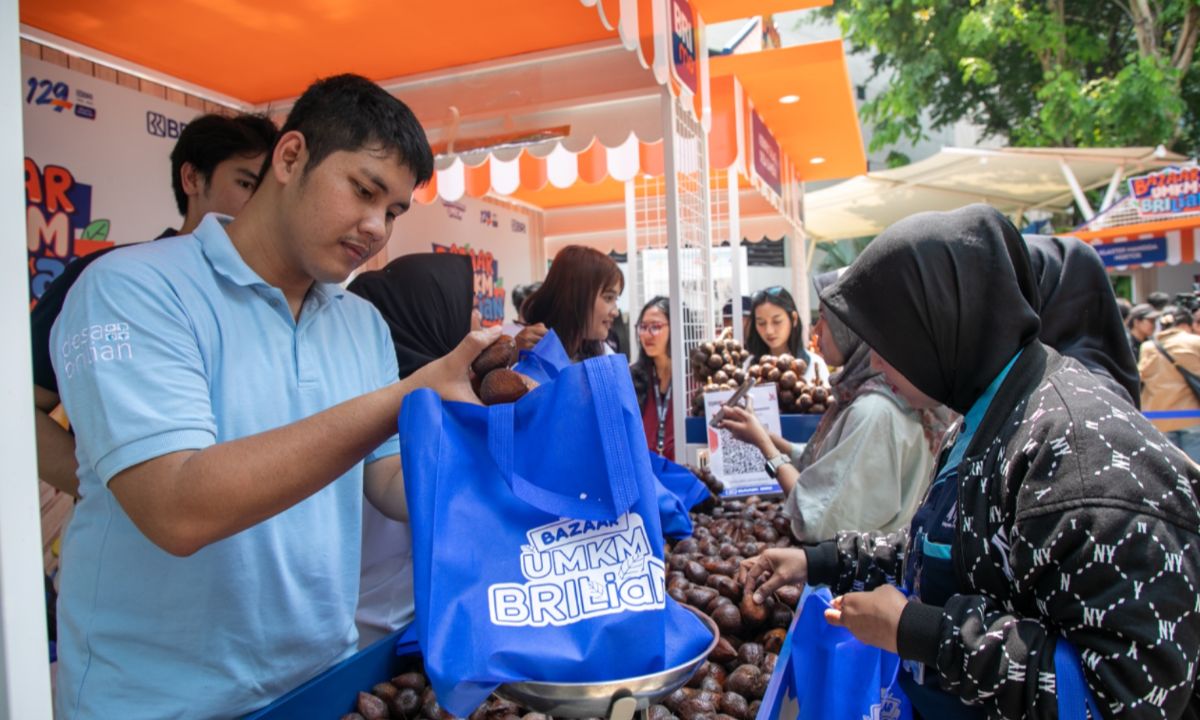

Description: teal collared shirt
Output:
[51,213,399,719]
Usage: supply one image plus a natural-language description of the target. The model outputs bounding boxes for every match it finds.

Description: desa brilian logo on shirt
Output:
[489,513,666,627]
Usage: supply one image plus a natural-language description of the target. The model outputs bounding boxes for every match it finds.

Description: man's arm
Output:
[109,329,493,557]
[34,385,79,497]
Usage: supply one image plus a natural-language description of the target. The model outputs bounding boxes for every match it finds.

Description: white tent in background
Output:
[803,146,1191,242]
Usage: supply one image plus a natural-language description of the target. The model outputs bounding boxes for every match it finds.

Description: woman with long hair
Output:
[517,245,624,361]
[745,285,827,382]
[630,296,673,457]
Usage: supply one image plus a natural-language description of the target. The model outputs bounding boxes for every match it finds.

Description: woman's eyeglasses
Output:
[750,286,787,305]
[637,323,667,336]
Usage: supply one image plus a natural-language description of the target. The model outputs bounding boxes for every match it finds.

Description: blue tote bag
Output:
[514,332,709,540]
[399,350,711,716]
[763,587,912,720]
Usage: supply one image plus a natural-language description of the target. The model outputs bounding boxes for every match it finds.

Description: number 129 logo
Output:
[26,77,71,111]
[25,76,95,119]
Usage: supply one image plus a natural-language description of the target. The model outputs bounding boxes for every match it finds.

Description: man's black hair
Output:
[1146,291,1171,310]
[267,74,434,186]
[512,281,542,315]
[170,113,278,215]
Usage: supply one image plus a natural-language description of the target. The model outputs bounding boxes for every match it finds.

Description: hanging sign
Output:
[1092,237,1168,267]
[751,111,783,197]
[670,0,698,95]
[1127,166,1200,219]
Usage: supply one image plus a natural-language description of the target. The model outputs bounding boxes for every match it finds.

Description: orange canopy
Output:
[691,0,830,23]
[21,1,618,104]
[21,0,830,106]
[710,41,865,182]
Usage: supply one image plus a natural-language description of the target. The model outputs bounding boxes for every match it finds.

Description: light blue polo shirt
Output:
[50,214,399,720]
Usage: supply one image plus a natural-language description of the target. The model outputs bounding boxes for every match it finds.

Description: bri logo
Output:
[146,111,188,139]
[488,513,666,627]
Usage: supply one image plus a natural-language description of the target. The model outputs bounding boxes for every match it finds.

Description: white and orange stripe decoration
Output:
[1069,215,1200,270]
[412,134,670,205]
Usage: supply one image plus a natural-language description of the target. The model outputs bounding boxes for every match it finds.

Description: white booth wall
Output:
[384,194,540,328]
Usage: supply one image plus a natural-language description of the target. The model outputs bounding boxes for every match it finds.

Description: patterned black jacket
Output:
[806,343,1200,719]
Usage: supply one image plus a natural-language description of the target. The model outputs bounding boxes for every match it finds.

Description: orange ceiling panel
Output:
[509,176,627,209]
[710,41,865,182]
[21,0,617,103]
[690,0,831,23]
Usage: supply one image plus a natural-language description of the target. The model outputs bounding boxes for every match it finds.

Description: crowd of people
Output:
[26,72,1200,719]
[1120,294,1200,462]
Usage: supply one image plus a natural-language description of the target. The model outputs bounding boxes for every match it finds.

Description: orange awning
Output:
[690,0,830,23]
[710,41,865,182]
[1068,215,1200,268]
[23,0,831,107]
[21,1,619,104]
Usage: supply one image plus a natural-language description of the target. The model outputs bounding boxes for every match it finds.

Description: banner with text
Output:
[23,56,203,306]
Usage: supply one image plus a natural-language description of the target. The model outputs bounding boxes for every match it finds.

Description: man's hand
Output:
[824,585,908,654]
[737,548,809,604]
[720,404,774,457]
[514,323,548,353]
[408,327,501,405]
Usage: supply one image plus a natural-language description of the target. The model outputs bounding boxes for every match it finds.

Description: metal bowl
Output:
[494,606,719,718]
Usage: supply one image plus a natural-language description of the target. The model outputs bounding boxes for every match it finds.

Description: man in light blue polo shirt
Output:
[50,74,498,720]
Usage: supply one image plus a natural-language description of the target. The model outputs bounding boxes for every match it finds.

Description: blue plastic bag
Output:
[400,349,712,716]
[760,587,911,720]
[515,331,708,539]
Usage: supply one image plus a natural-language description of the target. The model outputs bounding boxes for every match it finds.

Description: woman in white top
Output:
[722,272,952,542]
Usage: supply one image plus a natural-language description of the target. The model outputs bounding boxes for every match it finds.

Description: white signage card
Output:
[702,384,783,496]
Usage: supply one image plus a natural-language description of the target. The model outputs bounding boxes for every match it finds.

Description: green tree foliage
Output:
[825,0,1200,153]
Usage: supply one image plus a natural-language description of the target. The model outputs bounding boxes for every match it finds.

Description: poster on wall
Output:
[23,56,203,307]
[432,242,508,328]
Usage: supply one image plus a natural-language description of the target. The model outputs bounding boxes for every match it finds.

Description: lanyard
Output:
[654,381,671,453]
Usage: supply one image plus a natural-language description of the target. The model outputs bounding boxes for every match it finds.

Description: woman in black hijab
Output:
[347,252,475,646]
[740,205,1200,718]
[348,253,475,378]
[1023,234,1141,407]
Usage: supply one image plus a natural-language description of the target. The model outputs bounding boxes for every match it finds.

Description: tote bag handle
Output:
[1054,638,1102,720]
[487,356,641,520]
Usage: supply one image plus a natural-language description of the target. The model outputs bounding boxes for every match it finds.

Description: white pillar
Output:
[728,168,743,344]
[662,90,688,465]
[623,179,640,351]
[0,0,55,716]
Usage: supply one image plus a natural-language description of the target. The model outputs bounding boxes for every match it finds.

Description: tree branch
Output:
[1171,2,1200,72]
[1130,0,1159,55]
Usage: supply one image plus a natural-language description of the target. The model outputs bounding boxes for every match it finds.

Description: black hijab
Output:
[1023,235,1141,407]
[347,253,474,379]
[823,204,1041,415]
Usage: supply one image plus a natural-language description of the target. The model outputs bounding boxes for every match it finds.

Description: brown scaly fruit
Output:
[471,334,516,376]
[480,369,538,405]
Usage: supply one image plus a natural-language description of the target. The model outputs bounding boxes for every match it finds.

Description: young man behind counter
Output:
[50,74,499,720]
[31,111,278,498]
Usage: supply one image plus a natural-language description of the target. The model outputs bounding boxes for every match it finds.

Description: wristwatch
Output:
[764,454,789,479]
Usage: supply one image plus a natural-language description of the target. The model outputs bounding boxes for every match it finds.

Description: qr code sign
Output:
[716,429,764,475]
